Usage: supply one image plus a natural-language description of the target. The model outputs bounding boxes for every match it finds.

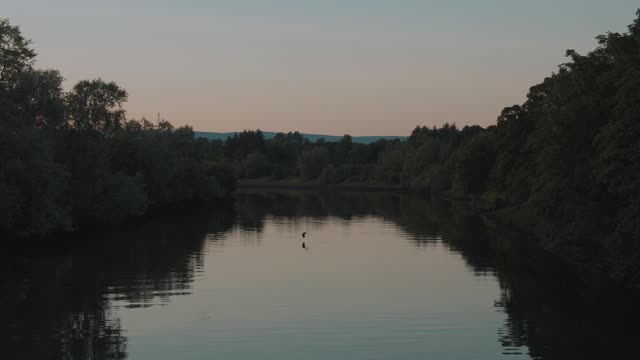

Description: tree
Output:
[0,18,36,83]
[10,69,66,129]
[66,79,128,135]
[298,148,329,180]
[0,128,71,236]
[452,132,496,195]
[242,152,271,178]
[335,135,353,163]
[0,18,40,128]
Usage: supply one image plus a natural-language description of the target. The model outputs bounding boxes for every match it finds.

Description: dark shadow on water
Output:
[1,190,638,359]
[234,190,640,359]
[0,208,234,359]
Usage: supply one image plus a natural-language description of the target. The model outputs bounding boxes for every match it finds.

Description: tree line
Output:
[2,10,640,287]
[0,18,235,238]
[217,11,640,287]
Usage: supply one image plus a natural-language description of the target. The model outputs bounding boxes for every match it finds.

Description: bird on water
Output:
[302,232,308,238]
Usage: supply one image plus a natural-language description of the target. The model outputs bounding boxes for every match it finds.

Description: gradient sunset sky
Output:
[4,1,638,135]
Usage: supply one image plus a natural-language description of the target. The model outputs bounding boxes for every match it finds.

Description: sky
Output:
[3,1,638,135]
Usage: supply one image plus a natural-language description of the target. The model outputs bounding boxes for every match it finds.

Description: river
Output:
[1,190,637,359]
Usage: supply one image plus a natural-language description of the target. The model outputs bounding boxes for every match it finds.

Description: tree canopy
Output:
[0,18,236,238]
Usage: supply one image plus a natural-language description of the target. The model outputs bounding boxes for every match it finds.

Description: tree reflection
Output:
[0,208,234,359]
[2,191,638,359]
[489,226,640,360]
[232,190,640,360]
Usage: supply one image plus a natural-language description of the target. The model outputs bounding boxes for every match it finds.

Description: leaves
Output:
[0,18,36,83]
[66,79,128,135]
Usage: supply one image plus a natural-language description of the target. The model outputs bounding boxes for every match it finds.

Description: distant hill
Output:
[195,131,407,144]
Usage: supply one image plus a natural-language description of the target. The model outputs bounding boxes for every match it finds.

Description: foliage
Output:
[66,79,128,135]
[0,18,236,238]
[298,147,329,180]
[0,18,36,83]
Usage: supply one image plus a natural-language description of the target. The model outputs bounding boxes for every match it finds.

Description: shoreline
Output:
[237,179,405,192]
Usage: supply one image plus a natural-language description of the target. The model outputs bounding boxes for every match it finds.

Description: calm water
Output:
[1,191,638,359]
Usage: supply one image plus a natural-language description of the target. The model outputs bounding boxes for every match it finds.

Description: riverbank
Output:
[479,204,636,290]
[236,184,638,290]
[238,178,404,192]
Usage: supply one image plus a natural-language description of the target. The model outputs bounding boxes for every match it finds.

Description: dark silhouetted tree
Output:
[66,79,128,135]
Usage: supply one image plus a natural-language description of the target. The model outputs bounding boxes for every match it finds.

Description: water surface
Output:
[1,191,637,359]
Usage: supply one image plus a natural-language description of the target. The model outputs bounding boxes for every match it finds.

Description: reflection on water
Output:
[1,191,638,359]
